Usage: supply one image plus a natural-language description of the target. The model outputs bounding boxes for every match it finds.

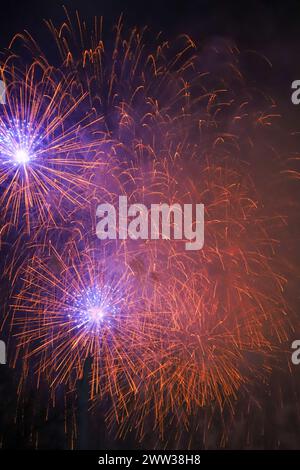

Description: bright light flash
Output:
[70,285,121,334]
[88,306,105,323]
[14,148,31,165]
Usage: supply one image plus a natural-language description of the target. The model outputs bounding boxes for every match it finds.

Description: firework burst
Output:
[0,59,105,232]
[11,240,156,413]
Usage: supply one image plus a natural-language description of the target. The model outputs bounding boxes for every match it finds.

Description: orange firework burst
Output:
[95,154,291,440]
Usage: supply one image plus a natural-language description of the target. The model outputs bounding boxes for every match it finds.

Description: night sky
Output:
[1,0,300,122]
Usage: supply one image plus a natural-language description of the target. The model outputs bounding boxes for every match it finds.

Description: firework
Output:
[0,59,106,233]
[11,242,143,402]
[97,155,290,440]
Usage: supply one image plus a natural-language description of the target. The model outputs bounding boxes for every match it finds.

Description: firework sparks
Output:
[11,241,150,407]
[0,61,105,232]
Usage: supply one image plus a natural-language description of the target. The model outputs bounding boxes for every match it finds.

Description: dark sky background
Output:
[1,0,300,450]
[0,0,299,45]
[1,0,300,119]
